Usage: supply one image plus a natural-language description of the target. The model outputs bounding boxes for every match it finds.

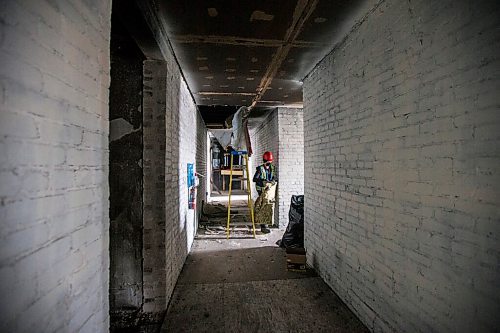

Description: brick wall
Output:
[250,110,280,225]
[250,108,305,227]
[303,0,500,332]
[140,53,206,323]
[141,7,208,309]
[0,0,111,332]
[277,108,305,227]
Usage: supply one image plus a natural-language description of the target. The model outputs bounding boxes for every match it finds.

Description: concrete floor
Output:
[160,227,368,333]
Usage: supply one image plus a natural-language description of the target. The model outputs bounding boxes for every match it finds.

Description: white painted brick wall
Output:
[303,0,500,332]
[278,108,304,227]
[250,110,280,225]
[147,15,208,307]
[0,0,111,332]
[250,108,305,227]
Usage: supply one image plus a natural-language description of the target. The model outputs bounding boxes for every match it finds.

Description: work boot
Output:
[260,224,270,234]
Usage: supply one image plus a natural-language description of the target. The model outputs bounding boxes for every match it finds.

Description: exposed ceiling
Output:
[117,0,371,127]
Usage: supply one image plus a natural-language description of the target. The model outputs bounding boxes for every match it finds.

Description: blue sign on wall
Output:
[187,163,194,188]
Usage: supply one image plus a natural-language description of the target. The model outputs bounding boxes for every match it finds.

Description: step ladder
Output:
[226,150,256,238]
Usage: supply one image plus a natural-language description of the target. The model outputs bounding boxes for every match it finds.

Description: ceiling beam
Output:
[172,34,326,48]
[250,0,319,110]
[197,92,255,96]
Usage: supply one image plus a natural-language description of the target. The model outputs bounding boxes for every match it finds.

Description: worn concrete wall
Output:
[250,110,280,225]
[142,60,167,319]
[0,0,111,332]
[277,108,305,227]
[109,20,144,328]
[303,0,500,332]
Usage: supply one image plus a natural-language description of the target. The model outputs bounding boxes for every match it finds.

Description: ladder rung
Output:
[227,150,255,238]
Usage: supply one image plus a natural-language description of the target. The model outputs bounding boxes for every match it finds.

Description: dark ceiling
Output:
[117,0,368,127]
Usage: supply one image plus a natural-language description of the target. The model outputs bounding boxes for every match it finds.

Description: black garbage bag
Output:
[278,195,304,248]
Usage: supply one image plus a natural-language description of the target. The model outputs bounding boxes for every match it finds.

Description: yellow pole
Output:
[226,153,234,239]
[244,153,256,238]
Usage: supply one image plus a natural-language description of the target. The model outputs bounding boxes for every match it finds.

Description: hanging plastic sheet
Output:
[278,195,304,248]
[230,106,253,155]
[210,129,232,149]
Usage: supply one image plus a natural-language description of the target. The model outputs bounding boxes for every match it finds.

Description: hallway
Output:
[161,229,368,333]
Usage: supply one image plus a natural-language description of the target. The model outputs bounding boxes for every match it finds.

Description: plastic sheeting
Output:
[210,129,232,148]
[278,195,304,248]
[230,106,252,154]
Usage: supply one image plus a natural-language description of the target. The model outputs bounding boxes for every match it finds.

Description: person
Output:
[253,151,277,233]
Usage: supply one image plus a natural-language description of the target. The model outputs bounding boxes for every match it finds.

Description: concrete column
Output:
[142,60,167,318]
[109,26,144,320]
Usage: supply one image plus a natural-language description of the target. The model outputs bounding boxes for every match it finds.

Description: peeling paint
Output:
[207,8,218,17]
[110,118,140,142]
[227,76,236,80]
[314,17,327,23]
[250,10,274,22]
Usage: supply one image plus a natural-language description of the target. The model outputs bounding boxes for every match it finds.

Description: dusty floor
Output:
[160,225,369,333]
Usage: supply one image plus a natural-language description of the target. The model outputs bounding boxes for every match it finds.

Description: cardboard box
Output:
[286,247,306,271]
[286,262,307,271]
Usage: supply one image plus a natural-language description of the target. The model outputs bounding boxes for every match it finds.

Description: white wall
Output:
[303,0,500,331]
[142,8,208,304]
[277,108,305,227]
[250,108,305,227]
[0,0,111,331]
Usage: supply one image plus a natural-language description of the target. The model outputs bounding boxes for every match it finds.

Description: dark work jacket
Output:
[253,163,277,193]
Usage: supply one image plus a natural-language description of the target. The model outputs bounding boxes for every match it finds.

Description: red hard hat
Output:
[263,151,274,162]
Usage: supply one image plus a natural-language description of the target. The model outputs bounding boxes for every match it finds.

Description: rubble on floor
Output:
[200,200,253,228]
